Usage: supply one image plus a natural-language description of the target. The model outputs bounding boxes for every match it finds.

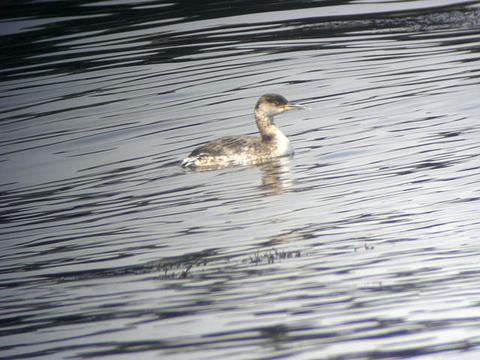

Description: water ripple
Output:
[2,0,480,359]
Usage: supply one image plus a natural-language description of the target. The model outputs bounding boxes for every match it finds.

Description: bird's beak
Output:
[284,103,308,111]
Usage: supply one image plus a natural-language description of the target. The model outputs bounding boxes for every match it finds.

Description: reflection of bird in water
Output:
[259,157,293,195]
[181,94,306,169]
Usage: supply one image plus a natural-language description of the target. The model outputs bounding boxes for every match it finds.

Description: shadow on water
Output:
[1,0,480,79]
[2,0,480,359]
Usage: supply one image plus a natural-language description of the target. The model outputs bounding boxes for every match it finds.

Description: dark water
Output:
[2,0,480,359]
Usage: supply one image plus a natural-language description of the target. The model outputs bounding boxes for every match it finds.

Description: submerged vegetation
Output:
[159,248,303,280]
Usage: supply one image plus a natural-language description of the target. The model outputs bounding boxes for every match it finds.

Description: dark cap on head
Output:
[255,94,289,110]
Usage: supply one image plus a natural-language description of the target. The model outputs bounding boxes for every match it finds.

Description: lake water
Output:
[2,0,480,359]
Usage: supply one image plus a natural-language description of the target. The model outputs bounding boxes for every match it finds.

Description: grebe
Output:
[181,94,305,168]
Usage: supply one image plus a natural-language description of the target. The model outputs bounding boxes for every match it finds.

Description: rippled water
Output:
[2,0,480,359]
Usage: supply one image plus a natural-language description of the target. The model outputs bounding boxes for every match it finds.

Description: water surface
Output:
[2,0,480,359]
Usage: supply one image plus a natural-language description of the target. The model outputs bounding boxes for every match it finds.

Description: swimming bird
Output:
[181,94,305,169]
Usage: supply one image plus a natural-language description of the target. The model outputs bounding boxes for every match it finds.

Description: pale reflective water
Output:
[2,0,480,359]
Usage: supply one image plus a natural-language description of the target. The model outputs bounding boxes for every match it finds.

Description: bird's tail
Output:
[181,156,196,168]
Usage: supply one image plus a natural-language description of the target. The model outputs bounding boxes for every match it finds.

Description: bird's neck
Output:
[255,109,291,156]
[255,110,283,142]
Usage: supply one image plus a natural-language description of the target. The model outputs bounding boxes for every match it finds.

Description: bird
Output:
[181,94,305,169]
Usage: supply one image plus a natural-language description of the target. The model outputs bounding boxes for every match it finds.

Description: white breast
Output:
[272,127,292,157]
